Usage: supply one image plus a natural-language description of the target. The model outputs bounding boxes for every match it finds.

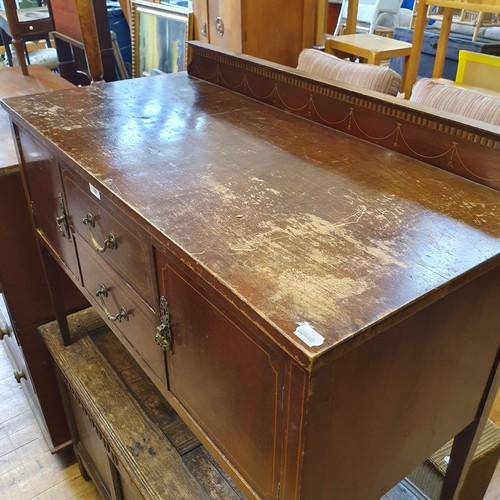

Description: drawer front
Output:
[157,252,285,499]
[17,128,80,282]
[62,166,154,306]
[78,237,167,389]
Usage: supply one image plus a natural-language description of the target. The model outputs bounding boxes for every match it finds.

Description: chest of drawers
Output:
[3,47,500,499]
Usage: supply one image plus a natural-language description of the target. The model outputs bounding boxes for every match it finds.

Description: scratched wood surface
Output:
[3,72,500,367]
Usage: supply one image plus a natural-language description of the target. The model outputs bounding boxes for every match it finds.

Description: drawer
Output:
[62,166,154,307]
[17,128,81,282]
[77,236,167,389]
[156,252,286,499]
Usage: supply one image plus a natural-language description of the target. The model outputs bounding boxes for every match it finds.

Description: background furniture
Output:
[455,49,500,92]
[0,2,53,75]
[0,65,77,452]
[130,0,191,77]
[191,0,321,67]
[3,43,499,499]
[49,0,116,83]
[325,32,412,91]
[409,77,500,124]
[297,47,402,95]
[404,0,500,97]
[415,3,500,42]
[389,26,500,81]
[334,0,403,35]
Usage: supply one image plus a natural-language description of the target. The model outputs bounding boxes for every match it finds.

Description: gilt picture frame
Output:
[131,0,192,78]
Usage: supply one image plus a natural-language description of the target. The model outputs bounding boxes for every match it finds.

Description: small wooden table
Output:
[0,7,52,69]
[325,33,412,93]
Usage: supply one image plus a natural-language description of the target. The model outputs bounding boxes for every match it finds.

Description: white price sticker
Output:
[294,322,324,347]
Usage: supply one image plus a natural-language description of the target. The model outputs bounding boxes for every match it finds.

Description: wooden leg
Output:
[432,8,452,79]
[472,11,484,43]
[0,29,13,66]
[403,0,428,98]
[345,0,359,35]
[400,55,410,96]
[11,36,29,76]
[40,247,73,346]
[440,348,500,499]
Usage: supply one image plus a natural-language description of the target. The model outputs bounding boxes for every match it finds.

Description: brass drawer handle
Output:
[155,295,172,351]
[82,213,118,253]
[96,284,128,323]
[56,193,71,240]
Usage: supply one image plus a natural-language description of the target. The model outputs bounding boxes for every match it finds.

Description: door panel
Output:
[156,251,284,499]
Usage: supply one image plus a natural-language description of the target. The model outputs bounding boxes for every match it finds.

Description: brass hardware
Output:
[82,212,118,253]
[96,284,128,322]
[0,326,10,340]
[155,295,172,351]
[55,193,71,239]
[215,17,224,37]
[14,370,26,383]
[201,22,208,38]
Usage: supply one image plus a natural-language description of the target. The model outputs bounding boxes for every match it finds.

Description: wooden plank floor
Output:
[0,339,498,499]
[0,342,99,499]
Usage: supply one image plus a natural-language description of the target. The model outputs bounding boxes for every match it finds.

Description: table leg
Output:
[345,0,359,35]
[432,8,452,79]
[440,349,500,499]
[403,0,428,98]
[400,55,410,97]
[11,36,29,76]
[1,29,13,67]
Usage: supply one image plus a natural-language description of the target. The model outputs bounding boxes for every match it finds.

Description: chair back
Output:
[49,0,115,83]
[334,0,403,35]
[456,50,500,93]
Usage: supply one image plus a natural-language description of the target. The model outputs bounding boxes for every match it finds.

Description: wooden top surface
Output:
[0,6,50,24]
[3,73,500,364]
[0,66,73,171]
[326,33,412,54]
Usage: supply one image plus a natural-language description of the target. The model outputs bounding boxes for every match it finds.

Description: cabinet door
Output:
[156,252,285,499]
[17,127,81,283]
[208,0,242,52]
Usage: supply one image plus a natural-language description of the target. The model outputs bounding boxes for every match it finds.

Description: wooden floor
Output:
[0,340,498,499]
[0,342,99,499]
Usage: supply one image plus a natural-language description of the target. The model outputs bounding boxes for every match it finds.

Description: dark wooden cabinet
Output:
[0,161,72,451]
[0,66,83,452]
[2,46,500,499]
[193,0,318,67]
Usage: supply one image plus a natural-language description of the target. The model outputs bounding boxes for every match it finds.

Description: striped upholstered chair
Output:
[410,78,500,126]
[296,48,402,97]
